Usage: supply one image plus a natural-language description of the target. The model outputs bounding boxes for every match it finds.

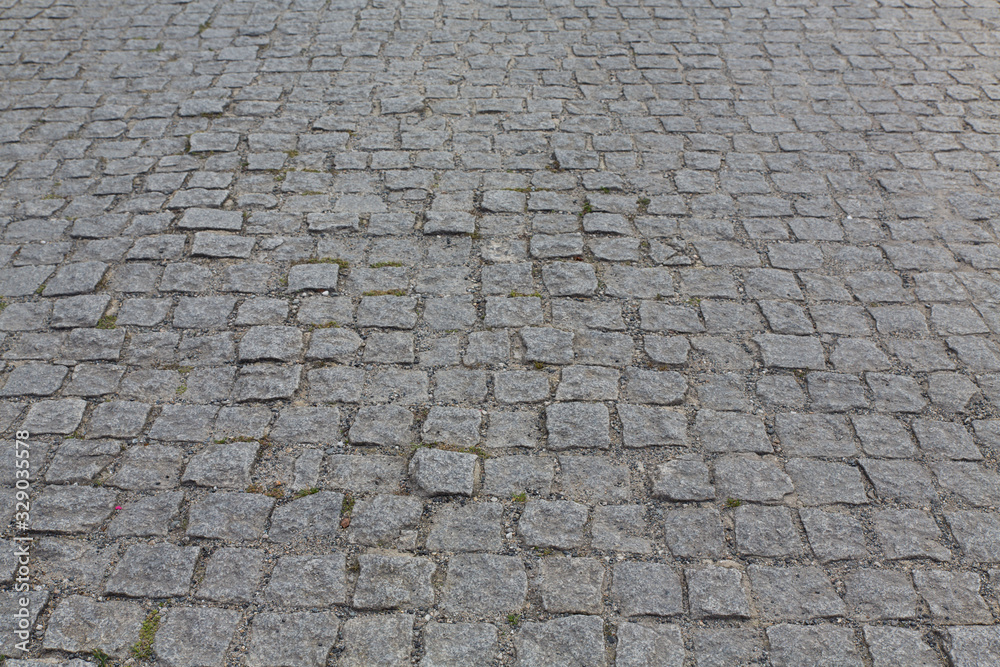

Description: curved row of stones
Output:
[4,0,1000,664]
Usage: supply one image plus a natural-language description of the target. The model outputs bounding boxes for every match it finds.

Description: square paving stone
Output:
[187,492,274,541]
[515,615,605,667]
[945,626,1000,667]
[349,405,413,446]
[233,363,301,401]
[0,362,67,396]
[556,365,620,401]
[844,569,919,621]
[755,334,827,370]
[766,624,863,667]
[441,553,527,615]
[420,622,498,667]
[45,438,120,483]
[21,398,86,434]
[349,494,424,547]
[557,455,630,503]
[933,463,1000,507]
[800,508,868,563]
[714,454,793,502]
[625,370,685,406]
[107,444,183,490]
[269,406,340,444]
[410,447,478,496]
[108,491,183,538]
[182,441,260,488]
[851,415,917,458]
[694,410,772,453]
[691,628,766,667]
[618,405,688,447]
[33,537,111,590]
[426,502,502,552]
[912,418,983,460]
[306,328,362,362]
[663,508,726,558]
[747,565,846,621]
[913,569,992,623]
[148,404,218,442]
[591,505,651,554]
[539,557,605,614]
[268,491,345,542]
[104,543,199,598]
[859,459,938,504]
[239,325,303,362]
[265,554,347,607]
[340,614,413,667]
[43,261,107,296]
[875,509,951,561]
[353,553,436,610]
[612,562,683,617]
[421,407,482,446]
[32,485,117,533]
[42,595,144,658]
[519,499,589,549]
[806,372,868,412]
[246,612,339,667]
[86,400,151,438]
[545,402,610,450]
[651,456,715,501]
[482,456,555,496]
[173,296,236,328]
[196,548,264,604]
[687,566,751,618]
[864,626,941,667]
[946,511,1000,561]
[735,505,804,557]
[776,413,857,457]
[325,454,404,494]
[155,607,240,667]
[786,459,868,505]
[616,623,684,667]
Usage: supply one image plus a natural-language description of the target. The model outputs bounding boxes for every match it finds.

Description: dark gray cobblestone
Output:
[1,0,1000,663]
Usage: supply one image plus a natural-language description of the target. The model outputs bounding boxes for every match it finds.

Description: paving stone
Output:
[515,615,605,667]
[349,494,424,547]
[265,554,346,607]
[353,553,436,610]
[691,628,765,667]
[546,402,610,450]
[786,459,868,506]
[695,410,772,453]
[483,456,555,497]
[767,624,863,667]
[859,459,938,504]
[441,553,527,615]
[714,454,792,502]
[410,447,478,496]
[350,405,413,446]
[519,499,589,549]
[619,404,688,448]
[663,507,726,558]
[45,438,119,483]
[687,566,751,619]
[420,622,498,667]
[427,502,502,552]
[800,509,868,563]
[844,569,920,621]
[196,548,264,603]
[422,407,482,446]
[107,444,182,490]
[104,543,198,598]
[32,485,116,533]
[268,491,345,542]
[875,509,951,561]
[651,456,714,500]
[945,626,1000,667]
[612,561,683,617]
[945,511,1000,561]
[233,364,301,401]
[186,492,274,540]
[851,415,917,458]
[21,398,86,434]
[747,565,846,621]
[776,413,857,457]
[270,406,340,444]
[539,557,605,614]
[155,607,240,667]
[912,418,982,460]
[246,612,339,667]
[735,504,803,557]
[182,441,259,488]
[557,455,630,503]
[913,569,991,623]
[42,595,144,658]
[326,454,405,494]
[864,626,941,667]
[108,491,183,538]
[806,372,868,411]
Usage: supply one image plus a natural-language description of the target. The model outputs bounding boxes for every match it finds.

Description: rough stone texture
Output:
[42,595,144,658]
[515,615,606,667]
[6,4,1000,664]
[155,607,240,667]
[104,544,199,598]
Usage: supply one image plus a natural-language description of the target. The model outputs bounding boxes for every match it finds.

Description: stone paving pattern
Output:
[2,0,1000,664]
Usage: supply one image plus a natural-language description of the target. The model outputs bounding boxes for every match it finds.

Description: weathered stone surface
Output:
[43,595,144,657]
[353,553,436,610]
[441,554,527,615]
[421,622,498,667]
[246,612,340,667]
[515,615,606,667]
[155,607,240,667]
[104,544,199,598]
[265,554,347,607]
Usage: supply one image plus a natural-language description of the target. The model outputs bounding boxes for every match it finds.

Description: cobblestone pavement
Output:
[2,0,1000,664]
